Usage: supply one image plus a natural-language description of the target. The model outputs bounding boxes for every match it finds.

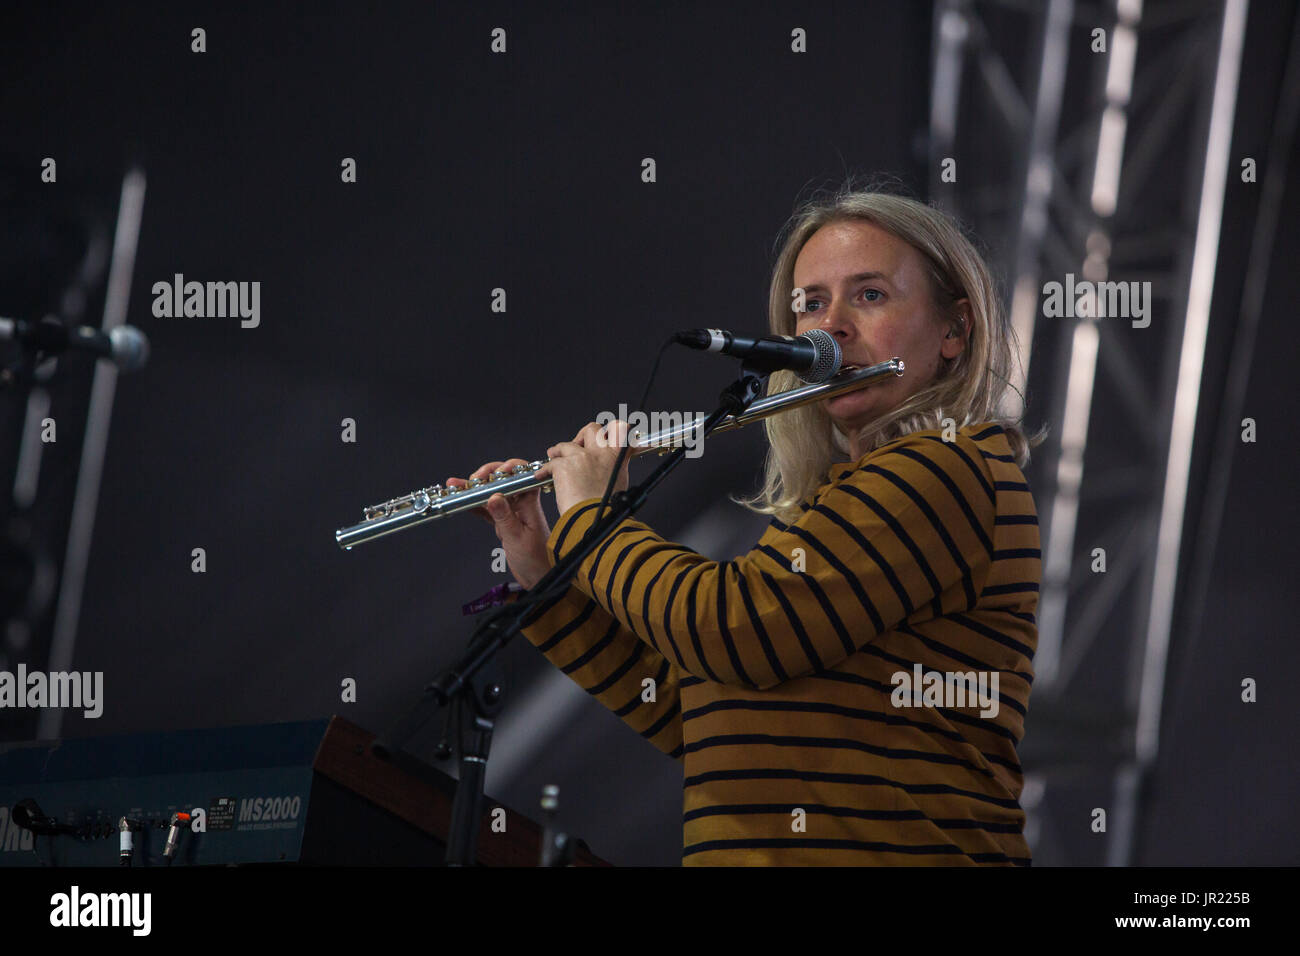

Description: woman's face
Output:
[792,219,968,440]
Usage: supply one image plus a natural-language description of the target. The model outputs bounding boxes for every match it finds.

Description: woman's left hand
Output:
[547,420,632,516]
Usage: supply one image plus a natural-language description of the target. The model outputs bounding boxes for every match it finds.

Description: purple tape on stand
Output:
[462,581,524,615]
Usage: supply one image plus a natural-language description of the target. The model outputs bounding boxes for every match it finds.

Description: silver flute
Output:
[335,357,904,550]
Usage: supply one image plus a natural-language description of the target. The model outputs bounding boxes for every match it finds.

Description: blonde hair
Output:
[738,183,1039,523]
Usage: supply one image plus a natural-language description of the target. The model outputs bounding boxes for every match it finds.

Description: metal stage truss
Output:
[928,0,1248,865]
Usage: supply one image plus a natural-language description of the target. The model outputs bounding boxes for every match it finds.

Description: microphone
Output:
[674,328,841,382]
[0,315,150,372]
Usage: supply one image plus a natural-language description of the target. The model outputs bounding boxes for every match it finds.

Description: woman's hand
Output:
[547,420,632,516]
[448,458,552,590]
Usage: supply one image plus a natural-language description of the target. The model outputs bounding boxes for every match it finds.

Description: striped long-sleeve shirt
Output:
[518,421,1038,865]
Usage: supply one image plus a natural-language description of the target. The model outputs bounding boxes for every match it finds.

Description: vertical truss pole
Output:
[1038,0,1140,689]
[930,0,971,202]
[1110,0,1248,866]
[36,168,146,741]
[1004,0,1074,429]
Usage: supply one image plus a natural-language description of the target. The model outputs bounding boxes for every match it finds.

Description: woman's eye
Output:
[802,291,880,313]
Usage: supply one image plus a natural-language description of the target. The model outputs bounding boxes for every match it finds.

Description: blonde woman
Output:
[452,186,1040,866]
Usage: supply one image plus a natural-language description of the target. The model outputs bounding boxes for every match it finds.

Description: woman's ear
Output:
[941,299,971,361]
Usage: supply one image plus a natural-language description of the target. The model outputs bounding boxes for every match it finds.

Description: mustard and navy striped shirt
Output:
[519,422,1038,865]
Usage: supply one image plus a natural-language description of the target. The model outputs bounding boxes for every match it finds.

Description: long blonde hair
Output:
[739,184,1037,523]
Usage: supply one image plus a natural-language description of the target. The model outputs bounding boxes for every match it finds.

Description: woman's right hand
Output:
[448,458,553,590]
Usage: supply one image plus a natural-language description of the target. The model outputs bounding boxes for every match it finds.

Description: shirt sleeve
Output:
[545,431,998,690]
[516,582,684,760]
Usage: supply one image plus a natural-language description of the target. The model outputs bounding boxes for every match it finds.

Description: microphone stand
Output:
[371,366,768,866]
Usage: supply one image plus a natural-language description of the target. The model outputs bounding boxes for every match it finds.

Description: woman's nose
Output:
[815,300,857,341]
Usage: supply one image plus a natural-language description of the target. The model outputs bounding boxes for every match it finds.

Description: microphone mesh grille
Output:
[797,329,841,383]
